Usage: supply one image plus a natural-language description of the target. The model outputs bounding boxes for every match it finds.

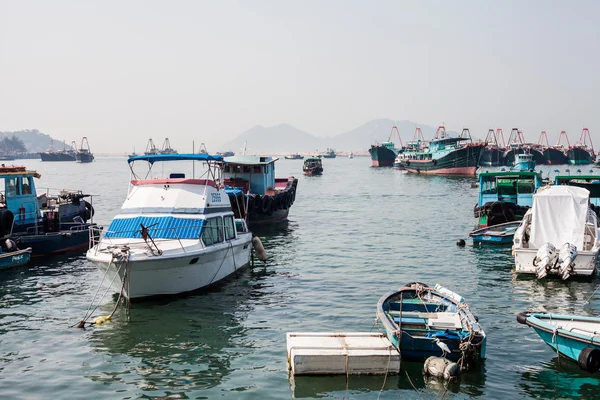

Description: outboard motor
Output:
[557,243,578,280]
[534,242,558,279]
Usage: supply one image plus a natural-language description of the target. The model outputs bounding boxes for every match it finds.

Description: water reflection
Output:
[86,264,274,396]
[519,359,600,398]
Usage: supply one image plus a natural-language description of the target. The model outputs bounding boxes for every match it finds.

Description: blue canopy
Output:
[128,153,224,164]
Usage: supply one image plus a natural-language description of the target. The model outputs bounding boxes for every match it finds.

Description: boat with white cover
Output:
[86,153,253,300]
[513,185,600,279]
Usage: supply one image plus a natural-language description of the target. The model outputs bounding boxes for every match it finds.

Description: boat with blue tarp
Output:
[517,312,600,372]
[471,170,542,244]
[223,155,298,226]
[377,282,486,368]
[86,153,255,300]
[0,165,99,256]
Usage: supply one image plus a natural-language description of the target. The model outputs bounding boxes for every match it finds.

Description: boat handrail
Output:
[89,224,202,256]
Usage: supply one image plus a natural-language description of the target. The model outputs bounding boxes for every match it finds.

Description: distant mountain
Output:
[219,119,464,153]
[220,124,321,153]
[0,129,75,152]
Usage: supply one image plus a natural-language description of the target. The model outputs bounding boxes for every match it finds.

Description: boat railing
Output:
[89,224,203,255]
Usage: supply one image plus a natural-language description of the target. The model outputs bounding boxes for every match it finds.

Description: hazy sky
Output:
[1,0,598,153]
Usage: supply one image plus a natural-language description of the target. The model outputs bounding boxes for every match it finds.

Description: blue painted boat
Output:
[511,152,536,172]
[469,221,521,244]
[0,165,100,256]
[471,170,543,243]
[377,282,486,368]
[0,247,32,269]
[517,312,600,372]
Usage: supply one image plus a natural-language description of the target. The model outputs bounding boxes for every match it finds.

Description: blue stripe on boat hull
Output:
[471,234,514,244]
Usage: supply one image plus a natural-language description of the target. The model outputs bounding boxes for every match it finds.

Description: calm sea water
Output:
[1,157,600,399]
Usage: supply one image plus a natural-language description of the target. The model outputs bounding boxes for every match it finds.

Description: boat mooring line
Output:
[585,285,600,304]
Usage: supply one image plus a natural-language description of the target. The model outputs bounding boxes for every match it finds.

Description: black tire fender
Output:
[261,196,272,214]
[579,347,600,372]
[516,312,528,325]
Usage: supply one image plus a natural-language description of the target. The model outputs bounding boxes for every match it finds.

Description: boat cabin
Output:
[0,166,42,226]
[554,175,600,206]
[303,157,322,170]
[223,155,277,195]
[478,171,542,207]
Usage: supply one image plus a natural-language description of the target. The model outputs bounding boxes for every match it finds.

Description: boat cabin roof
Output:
[479,171,541,180]
[304,157,322,162]
[0,165,40,178]
[224,155,278,165]
[554,175,600,182]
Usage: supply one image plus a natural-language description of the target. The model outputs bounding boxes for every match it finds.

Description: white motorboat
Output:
[513,185,600,279]
[86,153,254,300]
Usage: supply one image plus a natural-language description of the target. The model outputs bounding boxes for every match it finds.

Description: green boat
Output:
[471,170,543,243]
[554,174,600,206]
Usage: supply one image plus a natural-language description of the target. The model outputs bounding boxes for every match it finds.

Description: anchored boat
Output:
[517,312,600,373]
[369,126,404,167]
[567,128,595,165]
[397,127,485,175]
[284,153,304,160]
[0,165,98,256]
[471,171,542,244]
[39,140,76,162]
[302,156,323,176]
[75,137,94,163]
[86,153,254,300]
[511,152,536,172]
[222,155,298,226]
[376,282,486,367]
[513,185,600,279]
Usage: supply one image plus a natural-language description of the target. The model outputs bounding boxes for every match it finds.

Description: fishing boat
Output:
[86,153,254,300]
[397,127,485,175]
[511,152,536,171]
[75,137,94,163]
[369,126,404,167]
[159,138,178,155]
[302,156,323,176]
[322,148,336,159]
[39,140,76,162]
[539,131,569,165]
[144,139,159,156]
[513,185,600,279]
[503,129,546,166]
[377,282,486,367]
[284,153,304,160]
[0,243,32,269]
[517,312,600,372]
[222,155,298,226]
[0,165,99,256]
[479,129,505,167]
[567,128,595,165]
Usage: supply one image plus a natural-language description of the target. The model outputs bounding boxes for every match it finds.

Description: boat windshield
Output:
[481,177,536,195]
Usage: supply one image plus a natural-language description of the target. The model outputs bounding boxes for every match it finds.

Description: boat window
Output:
[6,178,19,196]
[253,166,261,173]
[481,179,497,194]
[22,177,32,195]
[202,217,224,245]
[223,215,236,240]
[517,180,534,194]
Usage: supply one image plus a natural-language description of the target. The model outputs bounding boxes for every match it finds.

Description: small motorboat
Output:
[469,220,521,244]
[517,312,600,372]
[513,185,600,279]
[302,156,323,176]
[377,282,486,368]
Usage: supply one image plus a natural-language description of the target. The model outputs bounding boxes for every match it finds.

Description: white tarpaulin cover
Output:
[530,185,590,249]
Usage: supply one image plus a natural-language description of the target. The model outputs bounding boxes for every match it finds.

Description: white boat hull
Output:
[88,235,253,300]
[514,248,598,277]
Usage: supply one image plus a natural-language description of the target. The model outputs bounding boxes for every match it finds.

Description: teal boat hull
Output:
[0,247,32,269]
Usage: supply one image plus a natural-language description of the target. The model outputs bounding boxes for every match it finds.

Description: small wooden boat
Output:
[517,312,600,372]
[377,282,486,367]
[0,247,32,269]
[469,220,521,244]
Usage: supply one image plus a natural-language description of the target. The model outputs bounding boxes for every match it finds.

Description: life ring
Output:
[578,347,600,372]
[261,196,272,214]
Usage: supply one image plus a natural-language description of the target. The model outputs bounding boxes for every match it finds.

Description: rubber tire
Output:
[516,312,528,325]
[578,347,600,373]
[261,196,272,214]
